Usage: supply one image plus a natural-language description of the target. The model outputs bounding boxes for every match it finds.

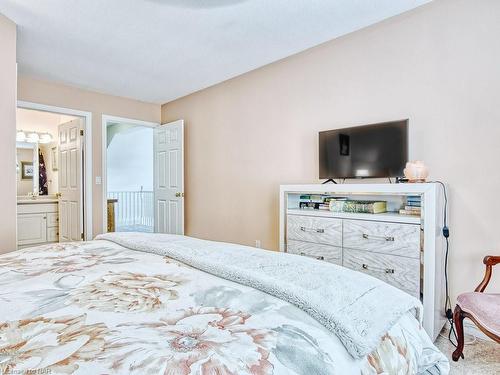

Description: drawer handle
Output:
[300,252,325,261]
[362,233,394,242]
[300,226,325,234]
[362,263,395,274]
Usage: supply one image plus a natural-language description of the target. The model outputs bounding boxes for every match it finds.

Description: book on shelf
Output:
[330,200,387,214]
[399,209,421,216]
[299,195,324,203]
[406,196,421,201]
[404,206,421,212]
[406,195,421,200]
[405,201,421,207]
[299,202,315,209]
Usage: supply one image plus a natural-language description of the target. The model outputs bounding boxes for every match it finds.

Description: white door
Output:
[154,120,184,234]
[58,119,83,242]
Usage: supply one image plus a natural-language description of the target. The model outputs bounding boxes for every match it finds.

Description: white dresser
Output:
[17,201,59,248]
[279,183,446,341]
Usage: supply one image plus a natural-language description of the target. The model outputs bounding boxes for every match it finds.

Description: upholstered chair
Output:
[452,255,500,361]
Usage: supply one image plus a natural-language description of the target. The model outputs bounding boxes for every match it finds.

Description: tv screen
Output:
[319,120,408,179]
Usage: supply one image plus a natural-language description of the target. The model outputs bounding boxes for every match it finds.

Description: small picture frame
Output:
[51,146,58,171]
[21,162,34,180]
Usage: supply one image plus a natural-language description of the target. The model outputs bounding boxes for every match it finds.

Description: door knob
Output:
[175,192,181,197]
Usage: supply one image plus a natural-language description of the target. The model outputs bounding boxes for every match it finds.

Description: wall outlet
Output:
[255,240,261,248]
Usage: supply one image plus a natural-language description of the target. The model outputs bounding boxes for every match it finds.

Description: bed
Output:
[0,233,449,374]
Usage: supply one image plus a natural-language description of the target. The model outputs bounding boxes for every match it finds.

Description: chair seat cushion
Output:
[457,292,500,337]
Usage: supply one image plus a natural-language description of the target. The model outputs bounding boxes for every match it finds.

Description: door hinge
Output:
[80,129,84,136]
[81,232,84,240]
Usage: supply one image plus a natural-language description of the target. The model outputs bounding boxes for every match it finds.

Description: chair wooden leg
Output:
[452,305,465,361]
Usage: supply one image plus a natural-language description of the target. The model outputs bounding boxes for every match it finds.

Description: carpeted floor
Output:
[435,329,499,374]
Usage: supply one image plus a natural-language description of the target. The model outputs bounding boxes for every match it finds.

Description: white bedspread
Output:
[0,234,449,374]
[97,232,423,358]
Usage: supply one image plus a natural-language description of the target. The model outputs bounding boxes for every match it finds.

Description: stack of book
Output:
[298,195,388,214]
[399,195,422,216]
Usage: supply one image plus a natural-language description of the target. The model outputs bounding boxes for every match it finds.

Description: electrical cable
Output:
[428,180,462,352]
[439,327,477,345]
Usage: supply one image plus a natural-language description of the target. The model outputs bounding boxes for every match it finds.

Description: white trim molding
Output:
[101,115,159,233]
[17,100,93,240]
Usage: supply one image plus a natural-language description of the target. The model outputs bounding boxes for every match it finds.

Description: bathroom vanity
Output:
[17,197,59,248]
[16,139,60,249]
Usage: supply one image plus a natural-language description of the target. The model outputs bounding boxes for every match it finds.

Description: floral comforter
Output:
[0,239,449,374]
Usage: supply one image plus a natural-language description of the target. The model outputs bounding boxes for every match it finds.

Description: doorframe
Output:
[17,100,93,240]
[101,115,159,233]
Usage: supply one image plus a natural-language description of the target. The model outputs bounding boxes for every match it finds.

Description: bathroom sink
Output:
[17,195,59,204]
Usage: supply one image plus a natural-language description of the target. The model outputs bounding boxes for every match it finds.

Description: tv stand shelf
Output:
[279,183,446,342]
[287,208,421,225]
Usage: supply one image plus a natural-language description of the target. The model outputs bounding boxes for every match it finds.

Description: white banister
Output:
[107,191,154,232]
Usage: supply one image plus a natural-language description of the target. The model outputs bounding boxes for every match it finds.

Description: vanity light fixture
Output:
[17,131,54,144]
[39,133,53,144]
[26,132,40,143]
[16,130,27,142]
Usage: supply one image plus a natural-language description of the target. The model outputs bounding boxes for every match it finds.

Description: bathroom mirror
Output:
[16,141,39,196]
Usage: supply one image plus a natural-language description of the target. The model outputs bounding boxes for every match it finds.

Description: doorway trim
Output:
[17,100,93,240]
[101,115,159,233]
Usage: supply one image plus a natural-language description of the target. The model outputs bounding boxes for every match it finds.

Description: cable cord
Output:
[439,322,477,345]
[427,181,458,348]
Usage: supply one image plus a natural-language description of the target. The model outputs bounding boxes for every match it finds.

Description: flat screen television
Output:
[319,120,408,179]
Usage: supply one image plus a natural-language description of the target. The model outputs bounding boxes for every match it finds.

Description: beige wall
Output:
[18,76,161,236]
[162,0,500,301]
[0,14,17,252]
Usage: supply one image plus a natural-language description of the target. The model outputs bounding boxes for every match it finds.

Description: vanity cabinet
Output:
[18,213,47,246]
[17,202,59,248]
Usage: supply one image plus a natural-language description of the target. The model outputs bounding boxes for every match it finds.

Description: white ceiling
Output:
[1,0,430,104]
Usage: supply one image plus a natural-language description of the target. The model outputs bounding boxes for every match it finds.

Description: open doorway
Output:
[102,116,185,235]
[15,103,92,248]
[106,120,154,232]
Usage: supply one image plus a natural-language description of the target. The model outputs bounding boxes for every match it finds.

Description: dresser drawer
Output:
[47,212,59,227]
[343,219,420,259]
[343,249,420,298]
[287,240,342,265]
[287,215,342,246]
